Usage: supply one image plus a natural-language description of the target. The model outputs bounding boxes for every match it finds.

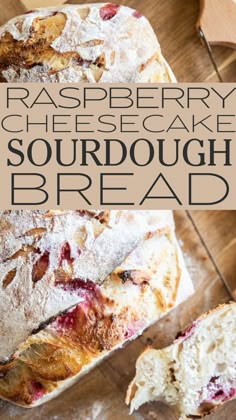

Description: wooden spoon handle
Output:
[197,0,236,48]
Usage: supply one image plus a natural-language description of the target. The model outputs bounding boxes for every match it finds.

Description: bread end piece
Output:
[126,302,236,417]
[126,348,174,413]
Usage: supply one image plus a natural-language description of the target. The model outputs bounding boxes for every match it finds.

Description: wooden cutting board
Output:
[0,1,236,419]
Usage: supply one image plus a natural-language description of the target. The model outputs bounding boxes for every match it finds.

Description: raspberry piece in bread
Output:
[99,3,120,20]
[126,302,236,418]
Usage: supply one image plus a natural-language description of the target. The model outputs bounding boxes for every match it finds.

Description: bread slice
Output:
[0,223,193,407]
[0,4,176,83]
[126,302,236,418]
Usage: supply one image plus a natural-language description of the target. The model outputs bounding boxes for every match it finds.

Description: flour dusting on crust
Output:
[0,4,176,83]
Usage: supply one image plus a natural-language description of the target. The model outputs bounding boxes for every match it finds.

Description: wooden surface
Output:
[22,0,66,8]
[198,0,236,48]
[0,1,236,419]
[191,211,236,300]
[0,210,235,420]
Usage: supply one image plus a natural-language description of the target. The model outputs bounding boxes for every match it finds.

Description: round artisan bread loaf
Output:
[0,3,176,83]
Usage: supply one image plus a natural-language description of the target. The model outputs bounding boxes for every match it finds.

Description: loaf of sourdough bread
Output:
[0,215,193,407]
[127,302,236,418]
[0,3,176,83]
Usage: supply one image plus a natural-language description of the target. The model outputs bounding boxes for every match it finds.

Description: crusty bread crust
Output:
[0,4,175,83]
